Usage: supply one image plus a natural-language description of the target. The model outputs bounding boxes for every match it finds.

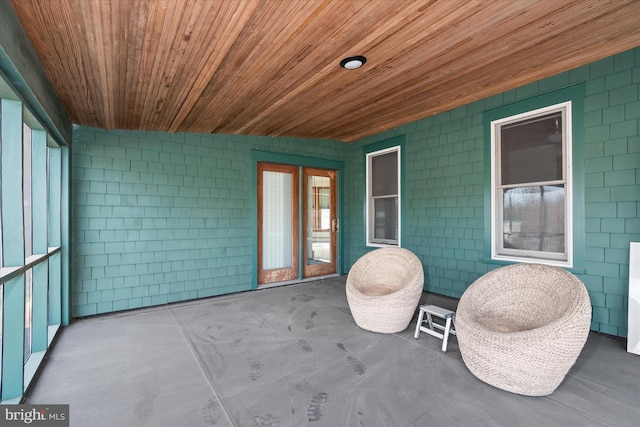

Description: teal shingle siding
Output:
[71,47,640,338]
[71,129,346,316]
[342,46,640,338]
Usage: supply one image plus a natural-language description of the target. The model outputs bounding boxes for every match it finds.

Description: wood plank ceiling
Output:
[10,0,640,142]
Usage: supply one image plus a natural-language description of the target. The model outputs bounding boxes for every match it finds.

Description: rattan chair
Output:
[346,247,424,333]
[455,263,592,396]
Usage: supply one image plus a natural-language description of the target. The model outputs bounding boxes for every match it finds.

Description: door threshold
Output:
[258,273,341,289]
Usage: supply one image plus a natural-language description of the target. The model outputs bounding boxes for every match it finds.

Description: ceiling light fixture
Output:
[340,55,366,70]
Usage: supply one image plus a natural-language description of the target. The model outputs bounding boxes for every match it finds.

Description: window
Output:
[23,124,33,364]
[491,102,572,266]
[0,287,3,386]
[0,83,67,402]
[366,145,400,246]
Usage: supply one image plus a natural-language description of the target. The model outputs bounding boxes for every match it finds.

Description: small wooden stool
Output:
[414,304,456,352]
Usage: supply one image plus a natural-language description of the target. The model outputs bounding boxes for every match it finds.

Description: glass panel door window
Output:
[303,168,336,277]
[262,171,293,270]
[258,163,299,284]
[492,102,572,265]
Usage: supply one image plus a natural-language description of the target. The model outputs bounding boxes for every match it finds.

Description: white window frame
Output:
[366,145,401,247]
[491,101,573,267]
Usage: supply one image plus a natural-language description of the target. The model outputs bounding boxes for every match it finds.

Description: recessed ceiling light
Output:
[340,55,367,70]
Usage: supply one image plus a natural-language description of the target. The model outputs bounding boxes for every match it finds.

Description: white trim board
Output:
[629,242,640,355]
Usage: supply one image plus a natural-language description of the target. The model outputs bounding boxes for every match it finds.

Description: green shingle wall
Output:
[71,129,346,316]
[71,47,639,337]
[343,47,639,337]
[580,48,639,337]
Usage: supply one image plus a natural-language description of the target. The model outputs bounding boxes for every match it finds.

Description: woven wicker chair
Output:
[346,247,424,333]
[456,263,591,396]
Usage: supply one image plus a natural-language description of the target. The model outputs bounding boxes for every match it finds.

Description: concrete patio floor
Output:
[26,276,639,426]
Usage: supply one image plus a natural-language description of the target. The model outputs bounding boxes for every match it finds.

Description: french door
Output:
[258,163,337,286]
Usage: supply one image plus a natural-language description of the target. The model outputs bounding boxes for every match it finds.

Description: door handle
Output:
[331,219,338,232]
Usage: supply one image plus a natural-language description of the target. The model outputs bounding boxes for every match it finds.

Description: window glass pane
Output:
[500,112,562,185]
[262,171,293,270]
[371,151,398,197]
[1,286,3,385]
[373,197,398,242]
[503,185,565,253]
[46,146,51,248]
[24,269,33,364]
[308,177,330,231]
[0,110,2,267]
[23,124,33,258]
[306,175,331,265]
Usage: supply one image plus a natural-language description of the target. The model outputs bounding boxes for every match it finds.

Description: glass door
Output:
[303,168,336,277]
[258,163,299,285]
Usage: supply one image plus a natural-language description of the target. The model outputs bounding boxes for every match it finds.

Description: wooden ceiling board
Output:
[10,0,640,142]
[186,0,534,138]
[269,0,640,141]
[255,2,552,138]
[229,1,495,136]
[176,0,389,134]
[218,0,576,139]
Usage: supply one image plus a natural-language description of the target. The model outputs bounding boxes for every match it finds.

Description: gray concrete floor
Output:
[27,276,639,427]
